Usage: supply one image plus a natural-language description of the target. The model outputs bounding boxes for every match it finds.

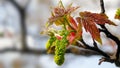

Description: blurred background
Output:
[0,0,120,68]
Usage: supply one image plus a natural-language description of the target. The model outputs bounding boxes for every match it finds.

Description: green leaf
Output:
[116,8,120,16]
[115,8,120,20]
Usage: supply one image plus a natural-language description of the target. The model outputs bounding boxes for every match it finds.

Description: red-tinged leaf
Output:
[48,1,79,27]
[67,32,76,44]
[55,34,62,40]
[67,17,83,45]
[66,25,72,30]
[76,17,82,37]
[67,15,78,30]
[80,11,117,26]
[66,6,79,14]
[81,17,102,44]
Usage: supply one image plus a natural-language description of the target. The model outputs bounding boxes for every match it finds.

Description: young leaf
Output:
[67,15,78,30]
[66,17,83,45]
[79,15,102,44]
[55,34,62,40]
[67,32,76,44]
[80,11,116,26]
[48,0,79,26]
[115,8,120,20]
[75,17,83,38]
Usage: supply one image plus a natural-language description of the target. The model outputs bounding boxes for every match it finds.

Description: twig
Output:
[100,0,105,13]
[80,39,110,58]
[93,40,98,49]
[99,57,115,65]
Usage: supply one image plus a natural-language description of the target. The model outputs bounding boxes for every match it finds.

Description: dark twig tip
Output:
[100,0,105,13]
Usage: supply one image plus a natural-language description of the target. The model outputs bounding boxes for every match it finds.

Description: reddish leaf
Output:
[78,16,102,44]
[67,32,76,44]
[48,1,79,26]
[76,17,83,38]
[67,15,78,30]
[67,17,83,45]
[80,11,116,26]
[55,34,62,40]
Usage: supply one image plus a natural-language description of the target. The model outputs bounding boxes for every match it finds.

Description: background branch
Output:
[0,47,102,56]
[7,0,29,51]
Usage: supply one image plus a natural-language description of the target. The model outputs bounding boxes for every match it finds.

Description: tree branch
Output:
[99,25,120,66]
[0,47,102,56]
[7,0,28,51]
[80,39,110,58]
[100,25,120,60]
[99,0,120,66]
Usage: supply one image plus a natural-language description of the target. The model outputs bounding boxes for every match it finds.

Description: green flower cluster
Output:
[54,30,69,65]
[46,30,69,65]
